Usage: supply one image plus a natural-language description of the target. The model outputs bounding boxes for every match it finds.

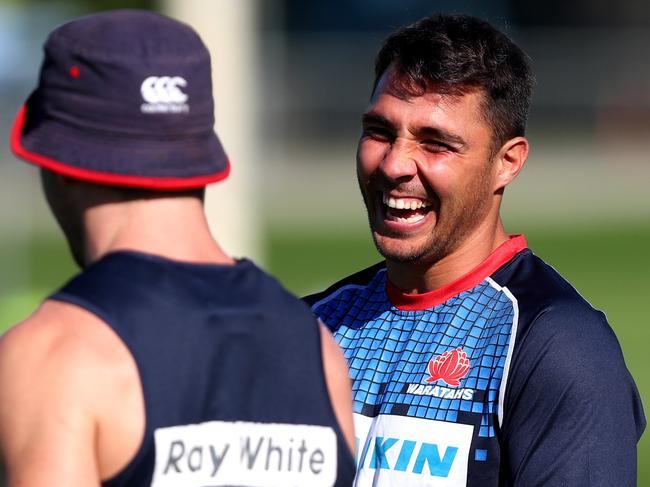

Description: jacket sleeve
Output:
[500,303,645,486]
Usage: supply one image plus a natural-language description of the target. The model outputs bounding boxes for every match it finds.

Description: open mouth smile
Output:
[381,192,433,225]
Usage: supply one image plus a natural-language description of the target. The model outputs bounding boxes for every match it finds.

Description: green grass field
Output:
[0,222,648,480]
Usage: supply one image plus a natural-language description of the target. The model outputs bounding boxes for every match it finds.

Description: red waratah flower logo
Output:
[426,347,470,386]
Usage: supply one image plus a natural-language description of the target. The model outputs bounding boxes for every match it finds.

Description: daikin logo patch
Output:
[353,414,473,486]
[140,76,189,113]
[151,420,337,487]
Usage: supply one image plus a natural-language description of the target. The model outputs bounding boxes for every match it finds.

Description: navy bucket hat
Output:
[11,9,230,190]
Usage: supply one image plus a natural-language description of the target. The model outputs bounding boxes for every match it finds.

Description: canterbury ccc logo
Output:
[141,76,188,104]
[425,347,470,386]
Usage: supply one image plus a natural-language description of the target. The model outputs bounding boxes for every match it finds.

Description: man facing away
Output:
[306,13,645,486]
[0,10,355,487]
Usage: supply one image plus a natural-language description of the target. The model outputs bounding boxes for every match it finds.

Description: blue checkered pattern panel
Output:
[313,270,516,439]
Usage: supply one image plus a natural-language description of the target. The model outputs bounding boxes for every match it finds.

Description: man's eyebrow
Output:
[416,126,467,148]
[361,112,394,129]
[361,112,467,148]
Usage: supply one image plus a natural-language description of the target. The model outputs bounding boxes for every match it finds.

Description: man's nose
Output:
[380,139,418,182]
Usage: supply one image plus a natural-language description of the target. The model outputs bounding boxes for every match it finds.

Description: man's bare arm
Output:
[0,304,101,486]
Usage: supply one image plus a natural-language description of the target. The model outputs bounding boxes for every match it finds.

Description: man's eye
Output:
[363,127,392,142]
[421,140,451,153]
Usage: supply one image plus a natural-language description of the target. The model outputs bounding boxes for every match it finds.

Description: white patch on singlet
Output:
[151,420,337,487]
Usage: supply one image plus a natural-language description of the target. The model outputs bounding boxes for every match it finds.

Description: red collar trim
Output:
[386,234,527,311]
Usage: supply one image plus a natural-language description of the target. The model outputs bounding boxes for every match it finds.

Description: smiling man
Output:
[306,13,645,486]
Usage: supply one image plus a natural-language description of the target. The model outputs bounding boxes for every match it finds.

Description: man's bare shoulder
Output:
[0,300,141,484]
[0,299,130,376]
[0,299,139,431]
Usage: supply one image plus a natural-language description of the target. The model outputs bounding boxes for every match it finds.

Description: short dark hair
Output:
[373,14,535,148]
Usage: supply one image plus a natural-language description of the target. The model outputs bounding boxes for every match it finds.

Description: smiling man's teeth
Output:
[381,193,432,224]
[382,194,431,210]
[394,214,426,223]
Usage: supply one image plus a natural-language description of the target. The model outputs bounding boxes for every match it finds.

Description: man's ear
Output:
[493,136,529,192]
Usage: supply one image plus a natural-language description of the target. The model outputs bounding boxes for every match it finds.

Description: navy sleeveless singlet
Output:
[51,251,355,487]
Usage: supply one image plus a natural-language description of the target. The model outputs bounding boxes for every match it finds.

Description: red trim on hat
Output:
[386,234,528,311]
[10,105,230,190]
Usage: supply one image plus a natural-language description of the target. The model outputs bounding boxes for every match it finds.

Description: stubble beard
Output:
[362,167,494,268]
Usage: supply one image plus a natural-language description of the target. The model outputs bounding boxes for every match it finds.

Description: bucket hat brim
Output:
[11,103,230,190]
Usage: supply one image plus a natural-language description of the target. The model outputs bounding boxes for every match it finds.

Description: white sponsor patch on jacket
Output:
[353,413,473,486]
[151,420,337,487]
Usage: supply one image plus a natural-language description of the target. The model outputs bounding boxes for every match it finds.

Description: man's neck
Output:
[82,196,234,266]
[386,219,509,294]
